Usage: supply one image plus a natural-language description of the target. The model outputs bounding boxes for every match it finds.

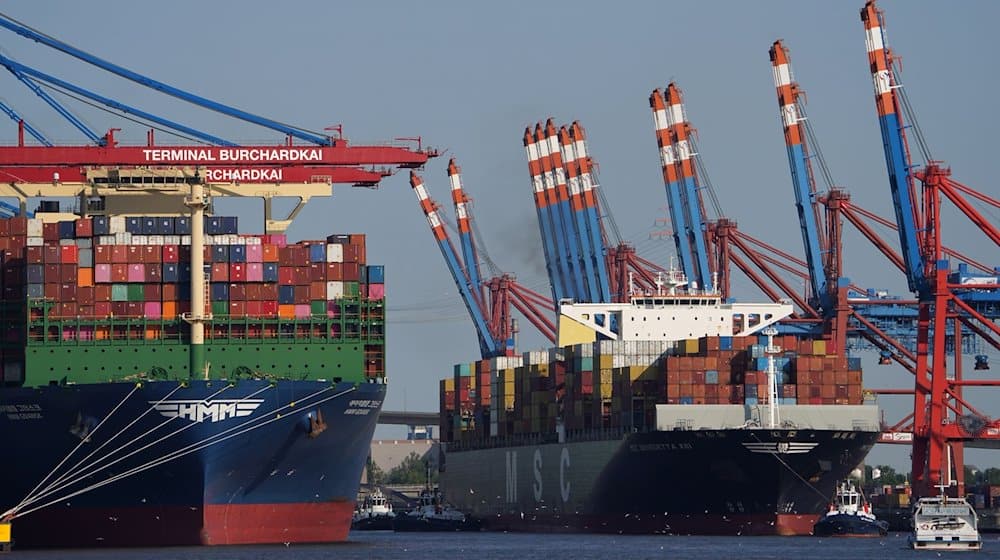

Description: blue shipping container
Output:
[278,285,296,304]
[212,246,228,262]
[163,264,179,283]
[158,217,174,235]
[58,221,75,239]
[175,217,191,235]
[309,244,326,263]
[210,283,229,301]
[92,216,110,236]
[367,265,385,283]
[263,263,279,282]
[229,245,246,263]
[126,217,142,234]
[220,216,238,235]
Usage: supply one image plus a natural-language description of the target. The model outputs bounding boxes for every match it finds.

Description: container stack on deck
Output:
[0,215,386,386]
[441,334,866,444]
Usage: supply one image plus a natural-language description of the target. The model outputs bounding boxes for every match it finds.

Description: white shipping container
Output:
[58,239,75,246]
[114,232,132,245]
[326,281,344,299]
[164,235,181,245]
[326,243,343,263]
[148,235,164,245]
[181,235,192,246]
[98,235,115,245]
[110,216,126,234]
[26,237,43,246]
[245,236,262,246]
[26,218,43,237]
[131,235,148,245]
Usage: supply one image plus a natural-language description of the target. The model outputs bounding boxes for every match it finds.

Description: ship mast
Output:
[763,326,781,428]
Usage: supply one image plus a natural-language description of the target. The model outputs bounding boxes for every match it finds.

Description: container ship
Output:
[0,206,386,548]
[437,279,879,536]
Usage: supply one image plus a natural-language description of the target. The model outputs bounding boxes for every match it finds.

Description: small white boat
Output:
[909,487,982,551]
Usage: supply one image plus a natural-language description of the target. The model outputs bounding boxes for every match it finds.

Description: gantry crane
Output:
[0,13,437,232]
[410,164,556,360]
[861,0,1000,495]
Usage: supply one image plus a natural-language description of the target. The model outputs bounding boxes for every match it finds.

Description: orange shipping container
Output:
[278,304,296,318]
[162,301,177,318]
[77,267,94,287]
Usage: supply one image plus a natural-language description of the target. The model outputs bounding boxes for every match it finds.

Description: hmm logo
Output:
[151,399,264,423]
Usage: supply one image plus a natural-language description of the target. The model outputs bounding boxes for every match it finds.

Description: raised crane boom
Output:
[409,171,498,358]
[649,88,696,284]
[558,125,599,302]
[570,122,612,303]
[523,128,565,303]
[448,159,484,301]
[769,41,829,311]
[0,13,331,146]
[860,0,924,294]
[543,119,587,301]
[664,84,713,291]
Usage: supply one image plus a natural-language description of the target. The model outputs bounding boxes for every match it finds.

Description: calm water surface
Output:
[9,531,1000,560]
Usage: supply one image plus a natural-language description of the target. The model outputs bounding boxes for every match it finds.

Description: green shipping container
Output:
[111,284,128,302]
[212,301,229,316]
[345,282,360,297]
[127,284,145,302]
[311,300,326,315]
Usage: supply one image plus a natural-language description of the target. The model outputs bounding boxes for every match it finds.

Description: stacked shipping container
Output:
[0,215,386,385]
[441,334,867,443]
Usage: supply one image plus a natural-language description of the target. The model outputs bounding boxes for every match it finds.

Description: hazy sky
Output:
[2,1,997,468]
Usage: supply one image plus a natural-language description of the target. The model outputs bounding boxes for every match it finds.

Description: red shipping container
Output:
[43,222,59,241]
[26,246,44,264]
[143,246,160,263]
[111,246,128,263]
[229,283,246,301]
[262,300,278,316]
[145,265,162,283]
[228,301,245,317]
[262,244,279,262]
[310,281,326,300]
[45,264,61,282]
[342,262,360,281]
[8,216,27,235]
[127,246,142,263]
[162,283,177,301]
[278,267,294,285]
[112,302,129,316]
[162,245,179,263]
[261,283,278,300]
[294,266,311,285]
[44,245,60,264]
[211,263,229,282]
[61,264,78,283]
[246,300,263,316]
[293,247,308,266]
[111,264,128,283]
[326,262,342,280]
[95,285,112,302]
[59,283,77,301]
[143,284,162,301]
[293,285,309,304]
[45,283,59,299]
[77,286,95,305]
[94,245,112,264]
[58,302,77,317]
[126,302,143,317]
[230,263,246,282]
[92,301,110,317]
[75,218,93,238]
[310,263,326,282]
[244,283,262,300]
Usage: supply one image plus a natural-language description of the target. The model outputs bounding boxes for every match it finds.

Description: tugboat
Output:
[392,464,478,532]
[909,485,982,551]
[351,487,396,531]
[813,480,889,537]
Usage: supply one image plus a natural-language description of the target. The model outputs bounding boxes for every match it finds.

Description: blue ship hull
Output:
[0,378,385,548]
[813,513,889,537]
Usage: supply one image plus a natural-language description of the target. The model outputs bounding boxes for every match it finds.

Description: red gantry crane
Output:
[0,13,437,233]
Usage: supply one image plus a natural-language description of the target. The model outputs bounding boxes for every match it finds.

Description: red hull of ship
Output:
[9,501,354,548]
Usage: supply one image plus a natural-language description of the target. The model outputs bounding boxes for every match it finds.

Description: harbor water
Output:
[8,531,1000,559]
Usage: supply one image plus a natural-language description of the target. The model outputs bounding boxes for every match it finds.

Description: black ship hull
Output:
[442,425,878,536]
[813,513,889,537]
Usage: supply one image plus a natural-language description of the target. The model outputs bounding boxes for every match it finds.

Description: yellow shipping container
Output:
[684,338,700,355]
[443,377,455,391]
[599,354,613,369]
[812,339,827,355]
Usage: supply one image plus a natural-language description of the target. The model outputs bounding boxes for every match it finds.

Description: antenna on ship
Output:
[762,326,781,428]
